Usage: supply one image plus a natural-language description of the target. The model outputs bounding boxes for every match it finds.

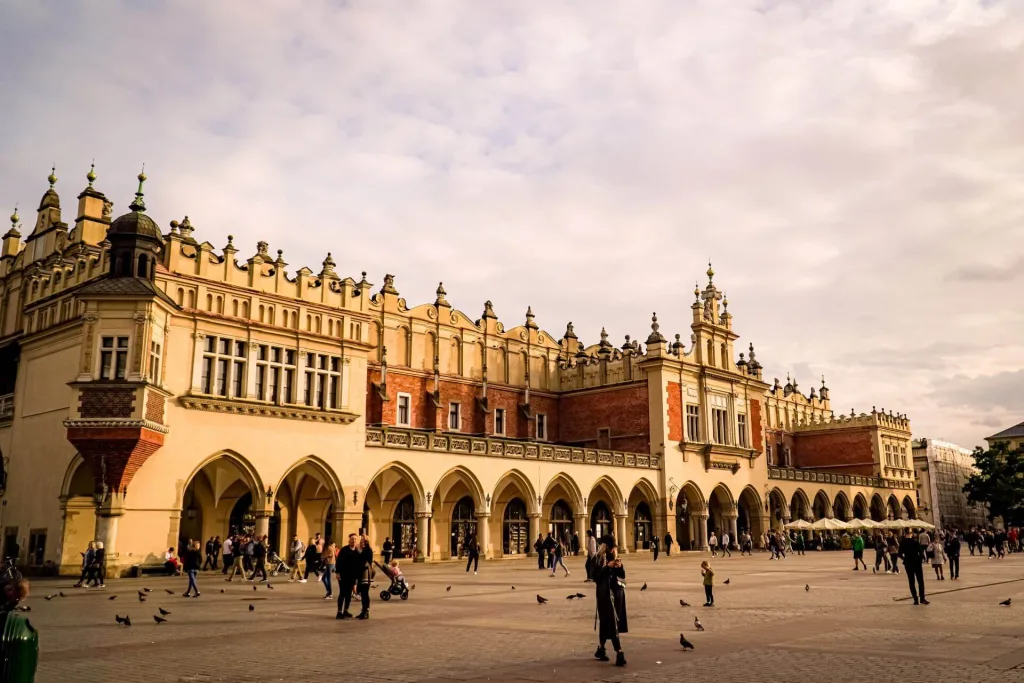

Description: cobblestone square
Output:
[21,550,1024,682]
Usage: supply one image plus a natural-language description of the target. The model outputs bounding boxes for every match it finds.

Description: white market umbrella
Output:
[909,520,936,530]
[810,517,851,531]
[879,519,905,529]
[847,518,878,530]
[784,519,814,530]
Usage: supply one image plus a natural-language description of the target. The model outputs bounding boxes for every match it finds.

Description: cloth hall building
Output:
[0,168,918,575]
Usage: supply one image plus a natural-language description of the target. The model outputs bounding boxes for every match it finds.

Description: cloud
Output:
[947,256,1024,283]
[1,0,1021,449]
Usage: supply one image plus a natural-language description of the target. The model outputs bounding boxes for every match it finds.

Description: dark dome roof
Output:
[108,209,163,241]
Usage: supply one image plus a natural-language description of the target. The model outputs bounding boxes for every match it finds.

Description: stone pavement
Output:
[18,550,1024,682]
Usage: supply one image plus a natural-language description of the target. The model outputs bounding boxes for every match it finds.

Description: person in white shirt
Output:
[708,532,718,557]
[221,537,233,575]
[584,530,598,582]
[721,532,732,558]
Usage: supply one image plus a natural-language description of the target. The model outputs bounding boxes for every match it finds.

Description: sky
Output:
[1,1,1021,449]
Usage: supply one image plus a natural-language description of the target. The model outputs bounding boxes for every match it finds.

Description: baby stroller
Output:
[268,551,289,577]
[375,562,409,601]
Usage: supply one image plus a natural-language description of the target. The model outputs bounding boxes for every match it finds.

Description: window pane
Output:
[235,341,246,357]
[256,365,266,400]
[117,337,129,349]
[271,347,280,363]
[330,375,339,409]
[219,338,230,355]
[216,359,228,396]
[331,358,339,372]
[270,367,280,403]
[205,336,215,353]
[258,345,268,361]
[233,361,245,398]
[202,357,213,393]
[114,351,128,380]
[100,351,112,379]
[283,369,293,402]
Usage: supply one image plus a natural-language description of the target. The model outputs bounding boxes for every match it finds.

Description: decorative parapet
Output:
[179,395,359,424]
[63,418,169,434]
[791,410,911,434]
[366,426,660,470]
[768,466,913,490]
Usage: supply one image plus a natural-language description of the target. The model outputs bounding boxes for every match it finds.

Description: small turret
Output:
[2,207,22,258]
[434,282,450,308]
[524,305,537,329]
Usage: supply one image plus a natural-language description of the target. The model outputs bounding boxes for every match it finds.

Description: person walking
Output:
[571,531,581,556]
[464,534,480,575]
[651,534,660,562]
[945,532,961,580]
[288,535,305,582]
[382,537,394,566]
[585,529,598,582]
[320,542,337,600]
[886,532,900,575]
[74,541,96,588]
[550,537,570,577]
[226,538,247,581]
[708,532,718,558]
[720,532,732,558]
[221,536,233,575]
[929,539,946,581]
[183,540,202,597]
[593,536,627,667]
[203,537,217,570]
[898,529,928,605]
[534,534,546,570]
[664,532,673,557]
[356,536,374,619]
[873,533,889,573]
[302,538,319,582]
[336,534,361,618]
[88,541,106,588]
[701,560,715,607]
[543,532,557,570]
[851,532,867,570]
[250,537,268,583]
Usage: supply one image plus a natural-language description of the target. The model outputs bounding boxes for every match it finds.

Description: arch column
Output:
[573,512,588,548]
[615,514,627,553]
[95,493,127,568]
[251,510,272,539]
[725,514,739,547]
[528,513,541,556]
[694,512,709,550]
[758,515,770,542]
[415,512,431,562]
[475,512,490,560]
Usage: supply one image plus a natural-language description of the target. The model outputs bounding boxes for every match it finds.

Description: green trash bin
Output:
[0,610,39,682]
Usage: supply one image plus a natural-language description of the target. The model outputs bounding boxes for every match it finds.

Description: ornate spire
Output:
[622,334,633,352]
[706,260,714,283]
[47,165,57,189]
[275,248,286,266]
[694,283,700,301]
[9,206,18,228]
[598,327,612,355]
[129,166,147,212]
[86,162,97,188]
[433,282,450,307]
[646,312,666,344]
[481,300,497,320]
[525,305,537,329]
[320,252,337,278]
[225,234,235,250]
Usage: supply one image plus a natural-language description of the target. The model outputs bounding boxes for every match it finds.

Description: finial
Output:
[525,305,537,329]
[564,322,577,339]
[226,234,234,248]
[9,205,18,227]
[821,375,826,387]
[434,282,450,307]
[129,165,147,212]
[47,165,57,188]
[322,251,336,269]
[706,260,714,282]
[646,312,666,344]
[86,162,96,188]
[482,300,497,319]
[722,292,729,311]
[694,283,700,300]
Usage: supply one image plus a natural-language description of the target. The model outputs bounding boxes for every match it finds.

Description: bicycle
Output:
[0,557,22,582]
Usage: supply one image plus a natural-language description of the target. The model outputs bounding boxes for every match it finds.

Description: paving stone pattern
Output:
[21,551,1024,682]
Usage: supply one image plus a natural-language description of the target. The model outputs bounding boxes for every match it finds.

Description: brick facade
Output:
[145,391,165,424]
[65,426,165,491]
[667,381,683,442]
[749,398,763,454]
[80,387,135,418]
[558,382,650,453]
[792,428,875,475]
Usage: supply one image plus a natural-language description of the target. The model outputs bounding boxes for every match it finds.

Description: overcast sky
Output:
[2,1,1021,449]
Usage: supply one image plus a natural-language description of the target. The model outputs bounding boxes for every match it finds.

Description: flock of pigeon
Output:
[28,571,1015,656]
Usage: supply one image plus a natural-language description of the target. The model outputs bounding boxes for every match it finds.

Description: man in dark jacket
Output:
[336,533,362,619]
[651,535,660,562]
[250,538,268,583]
[203,537,217,570]
[543,533,557,570]
[898,529,928,605]
[945,532,961,580]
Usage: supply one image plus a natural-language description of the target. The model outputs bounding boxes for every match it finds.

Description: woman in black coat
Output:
[593,536,627,667]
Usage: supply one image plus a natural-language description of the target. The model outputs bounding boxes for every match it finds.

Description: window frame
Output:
[98,335,130,380]
[686,404,701,441]
[737,413,748,448]
[448,402,461,431]
[396,392,412,427]
[201,335,247,398]
[536,413,547,441]
[494,407,506,436]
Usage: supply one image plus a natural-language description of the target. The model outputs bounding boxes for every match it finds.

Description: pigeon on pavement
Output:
[680,599,690,607]
[640,583,648,591]
[109,595,117,601]
[805,584,810,592]
[1000,598,1012,606]
[249,604,255,612]
[724,579,731,585]
[694,617,704,631]
[536,595,548,604]
[158,607,171,616]
[153,615,167,624]
[680,634,695,650]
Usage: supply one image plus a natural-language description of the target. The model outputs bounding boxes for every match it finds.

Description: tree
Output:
[963,442,1024,527]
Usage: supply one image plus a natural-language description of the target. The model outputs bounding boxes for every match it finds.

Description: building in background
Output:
[912,438,986,530]
[985,421,1024,451]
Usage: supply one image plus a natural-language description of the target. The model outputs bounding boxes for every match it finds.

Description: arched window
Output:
[137,254,148,278]
[187,291,196,309]
[551,499,574,545]
[206,294,214,311]
[503,498,529,555]
[176,288,185,307]
[232,300,239,317]
[706,340,714,366]
[590,501,612,540]
[450,496,477,558]
[633,502,652,550]
[721,343,728,369]
[392,495,417,558]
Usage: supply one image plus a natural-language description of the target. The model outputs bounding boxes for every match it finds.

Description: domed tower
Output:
[106,170,164,280]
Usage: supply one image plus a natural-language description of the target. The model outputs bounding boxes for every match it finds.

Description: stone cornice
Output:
[178,394,359,424]
[768,466,914,491]
[366,426,660,470]
[63,417,170,434]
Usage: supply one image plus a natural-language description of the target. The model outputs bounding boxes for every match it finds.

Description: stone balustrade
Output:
[768,466,913,490]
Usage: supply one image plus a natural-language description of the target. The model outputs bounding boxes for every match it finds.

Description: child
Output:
[701,560,715,607]
[389,559,408,589]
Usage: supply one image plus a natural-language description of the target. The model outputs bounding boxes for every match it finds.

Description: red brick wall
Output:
[366,368,559,438]
[749,398,763,454]
[65,426,165,490]
[667,381,683,442]
[558,382,650,453]
[792,428,876,475]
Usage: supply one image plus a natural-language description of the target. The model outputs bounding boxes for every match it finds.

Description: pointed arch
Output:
[60,453,95,498]
[790,489,811,521]
[812,490,833,519]
[542,472,584,512]
[273,455,345,511]
[433,465,486,510]
[492,469,539,515]
[180,450,264,510]
[902,495,917,520]
[676,480,707,513]
[887,494,901,520]
[852,492,868,520]
[708,483,736,511]
[588,475,625,514]
[366,461,427,510]
[870,493,886,522]
[832,491,851,520]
